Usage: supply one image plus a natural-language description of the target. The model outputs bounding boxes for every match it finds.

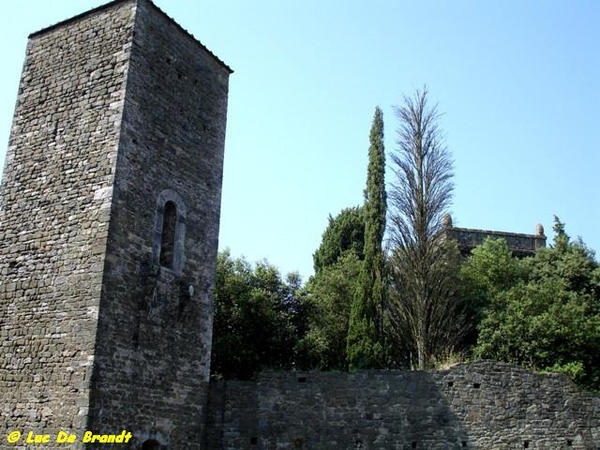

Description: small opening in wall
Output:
[473,383,481,389]
[142,439,161,450]
[159,201,177,268]
[166,57,172,64]
[250,437,257,445]
[462,441,467,447]
[132,329,139,350]
[297,376,307,383]
[447,381,454,388]
[412,442,417,449]
[523,441,529,448]
[567,439,573,446]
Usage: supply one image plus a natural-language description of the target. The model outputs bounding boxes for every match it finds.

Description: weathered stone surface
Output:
[206,361,600,449]
[0,1,230,449]
[447,225,546,257]
[2,2,596,450]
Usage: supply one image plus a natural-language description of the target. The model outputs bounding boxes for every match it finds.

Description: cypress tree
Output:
[347,107,387,369]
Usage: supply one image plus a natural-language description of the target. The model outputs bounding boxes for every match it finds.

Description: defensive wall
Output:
[206,360,600,450]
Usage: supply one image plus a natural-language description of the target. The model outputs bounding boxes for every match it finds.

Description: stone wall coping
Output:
[450,226,545,240]
[251,360,574,382]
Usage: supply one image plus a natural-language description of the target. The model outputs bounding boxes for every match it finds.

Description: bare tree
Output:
[387,87,463,370]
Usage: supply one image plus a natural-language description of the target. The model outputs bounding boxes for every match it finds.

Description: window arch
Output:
[153,189,186,275]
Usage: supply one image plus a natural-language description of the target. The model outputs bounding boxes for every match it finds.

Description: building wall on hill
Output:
[447,226,546,257]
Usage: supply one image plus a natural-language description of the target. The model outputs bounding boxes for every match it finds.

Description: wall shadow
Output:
[206,360,600,449]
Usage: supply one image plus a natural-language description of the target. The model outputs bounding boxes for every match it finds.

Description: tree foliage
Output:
[387,87,462,369]
[347,107,387,369]
[211,250,308,379]
[526,217,600,297]
[211,84,600,392]
[458,237,528,342]
[298,252,362,370]
[313,206,365,274]
[471,218,600,390]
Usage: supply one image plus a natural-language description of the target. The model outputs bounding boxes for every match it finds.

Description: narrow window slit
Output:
[159,201,177,268]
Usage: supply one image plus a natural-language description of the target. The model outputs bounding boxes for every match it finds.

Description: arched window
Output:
[153,189,186,275]
[159,201,177,268]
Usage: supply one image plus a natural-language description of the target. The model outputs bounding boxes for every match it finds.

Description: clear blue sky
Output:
[1,1,599,281]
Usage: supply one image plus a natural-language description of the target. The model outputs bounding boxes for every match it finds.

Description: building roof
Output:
[28,0,233,74]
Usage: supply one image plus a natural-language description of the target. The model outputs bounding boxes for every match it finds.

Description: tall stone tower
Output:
[0,1,231,448]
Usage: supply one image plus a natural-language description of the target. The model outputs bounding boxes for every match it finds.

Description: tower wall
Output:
[0,1,230,448]
[88,1,230,448]
[0,1,137,441]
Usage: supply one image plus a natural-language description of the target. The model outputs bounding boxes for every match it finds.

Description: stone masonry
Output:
[1,2,597,450]
[443,215,547,257]
[0,1,231,449]
[206,360,600,450]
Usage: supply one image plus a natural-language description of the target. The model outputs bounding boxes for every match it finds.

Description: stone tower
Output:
[0,1,231,448]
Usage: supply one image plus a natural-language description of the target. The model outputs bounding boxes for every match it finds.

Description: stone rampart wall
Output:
[206,361,600,449]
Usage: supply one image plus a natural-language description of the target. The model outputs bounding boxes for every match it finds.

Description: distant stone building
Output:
[0,1,231,449]
[443,215,546,257]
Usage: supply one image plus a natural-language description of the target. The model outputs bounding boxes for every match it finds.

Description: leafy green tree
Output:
[211,250,307,379]
[387,88,461,370]
[313,207,365,274]
[476,278,600,388]
[300,206,365,371]
[347,106,387,369]
[526,217,600,297]
[297,252,362,370]
[458,237,527,335]
[475,218,600,390]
